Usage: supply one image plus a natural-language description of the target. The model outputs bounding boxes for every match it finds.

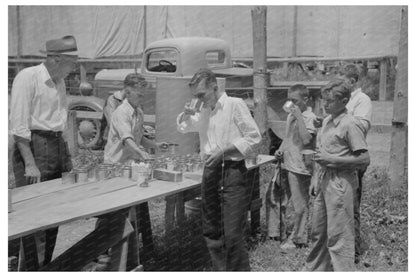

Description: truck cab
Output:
[73,37,253,150]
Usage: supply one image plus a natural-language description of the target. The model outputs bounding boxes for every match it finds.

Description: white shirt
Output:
[10,63,68,140]
[346,88,372,135]
[177,92,261,161]
[104,99,145,164]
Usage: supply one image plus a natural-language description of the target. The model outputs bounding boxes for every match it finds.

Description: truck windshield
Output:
[146,49,178,73]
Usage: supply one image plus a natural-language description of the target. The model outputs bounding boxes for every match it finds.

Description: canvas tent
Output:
[9,6,402,59]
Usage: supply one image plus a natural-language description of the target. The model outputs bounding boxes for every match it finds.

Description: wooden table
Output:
[9,176,201,271]
[9,154,276,271]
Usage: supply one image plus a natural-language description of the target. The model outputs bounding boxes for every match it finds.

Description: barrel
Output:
[185,198,201,217]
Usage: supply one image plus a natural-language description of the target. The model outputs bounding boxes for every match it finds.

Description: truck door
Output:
[155,76,199,156]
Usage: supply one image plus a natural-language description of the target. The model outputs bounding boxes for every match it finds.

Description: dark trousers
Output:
[354,168,366,257]
[10,131,72,270]
[201,160,251,271]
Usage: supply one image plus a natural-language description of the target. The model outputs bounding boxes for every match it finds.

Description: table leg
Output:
[136,203,154,262]
[127,207,140,270]
[40,211,133,271]
[175,192,185,225]
[165,195,176,232]
[108,237,129,271]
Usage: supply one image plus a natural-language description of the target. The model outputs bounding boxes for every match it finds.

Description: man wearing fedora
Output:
[9,35,78,270]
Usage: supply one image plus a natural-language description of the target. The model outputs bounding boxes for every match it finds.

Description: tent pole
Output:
[143,6,147,53]
[16,6,22,72]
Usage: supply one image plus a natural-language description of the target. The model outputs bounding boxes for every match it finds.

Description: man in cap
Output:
[104,73,168,163]
[9,35,78,269]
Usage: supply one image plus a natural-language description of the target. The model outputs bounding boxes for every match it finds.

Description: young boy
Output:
[305,78,370,271]
[275,84,317,248]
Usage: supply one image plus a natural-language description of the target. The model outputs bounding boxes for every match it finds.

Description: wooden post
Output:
[379,58,388,101]
[143,6,147,53]
[251,6,268,135]
[389,6,408,186]
[292,6,298,57]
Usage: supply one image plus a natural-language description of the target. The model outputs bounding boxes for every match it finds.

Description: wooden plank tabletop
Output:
[8,155,276,240]
[9,177,200,240]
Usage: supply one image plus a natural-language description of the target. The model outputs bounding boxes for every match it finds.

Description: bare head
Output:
[189,68,219,110]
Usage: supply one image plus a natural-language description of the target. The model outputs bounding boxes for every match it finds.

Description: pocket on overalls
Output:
[332,173,346,194]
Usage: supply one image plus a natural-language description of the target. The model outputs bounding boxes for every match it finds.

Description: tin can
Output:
[76,168,89,183]
[122,165,132,179]
[62,171,76,184]
[96,165,108,181]
[283,100,295,113]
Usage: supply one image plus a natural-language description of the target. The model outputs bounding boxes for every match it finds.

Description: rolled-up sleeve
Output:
[232,99,261,156]
[10,70,34,140]
[176,112,201,133]
[111,111,134,144]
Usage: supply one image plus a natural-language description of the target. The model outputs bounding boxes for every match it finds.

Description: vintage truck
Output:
[69,37,254,150]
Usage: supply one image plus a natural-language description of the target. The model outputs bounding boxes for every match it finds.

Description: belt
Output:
[31,130,63,138]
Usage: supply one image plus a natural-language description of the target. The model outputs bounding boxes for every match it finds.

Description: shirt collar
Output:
[302,106,313,117]
[329,109,348,127]
[214,92,227,110]
[123,99,136,116]
[40,63,55,87]
[350,87,362,99]
[113,90,125,101]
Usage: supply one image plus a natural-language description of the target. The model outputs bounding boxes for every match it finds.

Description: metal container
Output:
[62,171,76,184]
[283,100,295,113]
[121,165,132,179]
[96,164,108,181]
[76,168,89,183]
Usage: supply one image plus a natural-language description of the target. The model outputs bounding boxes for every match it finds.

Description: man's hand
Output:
[156,142,169,152]
[290,105,303,119]
[313,116,323,128]
[138,149,150,161]
[313,150,336,167]
[274,149,283,162]
[205,150,223,168]
[184,102,197,116]
[25,163,41,184]
[309,180,317,197]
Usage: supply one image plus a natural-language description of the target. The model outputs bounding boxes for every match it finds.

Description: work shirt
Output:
[346,88,372,136]
[104,90,125,125]
[104,99,145,164]
[10,63,68,140]
[283,107,317,176]
[176,92,261,161]
[317,109,368,171]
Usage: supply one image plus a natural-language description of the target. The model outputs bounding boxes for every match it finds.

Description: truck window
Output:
[205,50,226,66]
[146,49,178,73]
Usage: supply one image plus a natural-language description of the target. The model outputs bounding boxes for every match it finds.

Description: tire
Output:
[67,96,105,150]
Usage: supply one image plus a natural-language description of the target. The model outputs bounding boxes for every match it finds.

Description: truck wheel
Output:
[70,105,102,149]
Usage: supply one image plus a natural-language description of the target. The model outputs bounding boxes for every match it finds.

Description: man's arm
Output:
[10,70,41,184]
[314,149,370,168]
[14,136,41,184]
[176,103,202,133]
[291,106,314,146]
[124,138,150,161]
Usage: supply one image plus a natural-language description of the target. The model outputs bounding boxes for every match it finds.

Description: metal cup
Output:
[62,171,76,184]
[283,100,295,113]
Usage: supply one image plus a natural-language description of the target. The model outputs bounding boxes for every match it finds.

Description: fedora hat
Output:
[40,35,78,55]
